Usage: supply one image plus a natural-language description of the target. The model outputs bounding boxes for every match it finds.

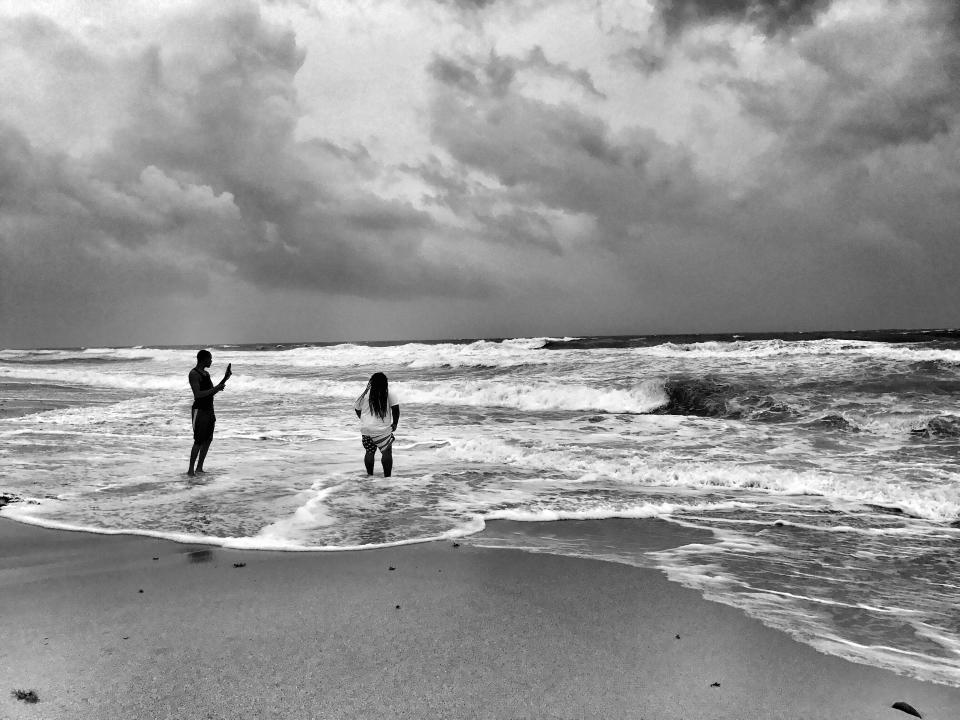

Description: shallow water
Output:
[1,331,959,686]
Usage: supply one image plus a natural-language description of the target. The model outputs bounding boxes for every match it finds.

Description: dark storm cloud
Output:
[427,52,708,248]
[406,155,564,254]
[615,46,667,76]
[7,0,960,347]
[657,0,832,36]
[423,3,960,331]
[429,56,481,93]
[0,122,212,341]
[0,14,101,73]
[523,47,606,99]
[437,0,499,9]
[0,0,496,332]
[727,2,960,160]
[430,47,603,98]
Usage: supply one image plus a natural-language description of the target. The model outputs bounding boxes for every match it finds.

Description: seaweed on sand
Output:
[12,689,40,703]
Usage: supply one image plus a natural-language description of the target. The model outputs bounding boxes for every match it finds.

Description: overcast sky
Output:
[1,0,958,347]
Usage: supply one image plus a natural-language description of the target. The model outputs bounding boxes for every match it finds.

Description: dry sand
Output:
[1,516,958,720]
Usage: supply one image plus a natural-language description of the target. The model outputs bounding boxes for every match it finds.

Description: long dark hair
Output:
[359,372,389,420]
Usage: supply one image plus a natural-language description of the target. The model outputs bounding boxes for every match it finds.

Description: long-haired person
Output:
[354,372,400,477]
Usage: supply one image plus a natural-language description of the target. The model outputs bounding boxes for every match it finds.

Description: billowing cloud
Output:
[426,51,708,247]
[1,0,959,347]
[0,1,502,346]
[656,0,831,36]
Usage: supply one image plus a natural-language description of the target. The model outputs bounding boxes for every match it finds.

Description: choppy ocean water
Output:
[2,330,959,687]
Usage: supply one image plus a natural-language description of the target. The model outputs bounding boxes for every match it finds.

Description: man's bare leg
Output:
[195,441,211,473]
[364,451,375,476]
[381,447,393,478]
[188,443,202,476]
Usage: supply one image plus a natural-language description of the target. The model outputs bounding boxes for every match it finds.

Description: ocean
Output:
[2,330,959,688]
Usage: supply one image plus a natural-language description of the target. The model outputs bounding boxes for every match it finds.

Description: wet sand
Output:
[1,516,958,719]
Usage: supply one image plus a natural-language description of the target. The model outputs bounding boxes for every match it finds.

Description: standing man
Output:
[188,349,231,476]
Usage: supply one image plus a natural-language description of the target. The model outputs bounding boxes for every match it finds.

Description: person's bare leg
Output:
[196,441,211,473]
[188,443,201,476]
[381,447,393,477]
[364,451,375,475]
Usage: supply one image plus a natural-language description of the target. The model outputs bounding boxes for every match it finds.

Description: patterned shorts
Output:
[361,431,394,453]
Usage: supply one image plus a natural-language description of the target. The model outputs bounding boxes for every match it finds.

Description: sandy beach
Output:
[1,517,957,720]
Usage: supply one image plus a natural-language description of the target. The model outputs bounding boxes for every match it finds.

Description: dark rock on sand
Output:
[892,701,921,717]
[12,689,39,703]
[0,494,22,509]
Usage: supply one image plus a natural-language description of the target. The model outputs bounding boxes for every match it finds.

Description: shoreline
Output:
[2,517,959,719]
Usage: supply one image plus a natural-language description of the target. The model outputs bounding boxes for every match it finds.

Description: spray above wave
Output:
[545,328,960,350]
[405,379,668,413]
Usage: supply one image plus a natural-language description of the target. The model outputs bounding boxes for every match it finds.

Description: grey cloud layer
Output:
[4,0,960,346]
[420,5,960,329]
[0,2,493,342]
[657,0,831,36]
[426,51,707,247]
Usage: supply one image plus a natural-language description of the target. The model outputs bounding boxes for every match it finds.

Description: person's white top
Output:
[354,389,399,436]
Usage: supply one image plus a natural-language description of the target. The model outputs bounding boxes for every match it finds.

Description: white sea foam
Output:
[404,378,668,413]
[252,482,347,542]
[0,366,670,414]
[0,497,486,552]
[633,338,960,363]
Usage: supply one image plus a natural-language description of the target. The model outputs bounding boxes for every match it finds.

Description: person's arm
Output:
[391,404,400,432]
[190,370,224,400]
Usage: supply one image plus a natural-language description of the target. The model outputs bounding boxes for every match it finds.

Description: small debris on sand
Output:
[388,566,395,571]
[395,604,401,609]
[12,689,39,704]
[892,701,921,718]
[233,563,246,568]
[710,682,721,688]
[675,634,680,640]
[138,589,143,593]
[452,543,460,548]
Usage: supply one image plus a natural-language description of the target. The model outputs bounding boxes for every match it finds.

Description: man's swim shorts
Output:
[192,408,216,444]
